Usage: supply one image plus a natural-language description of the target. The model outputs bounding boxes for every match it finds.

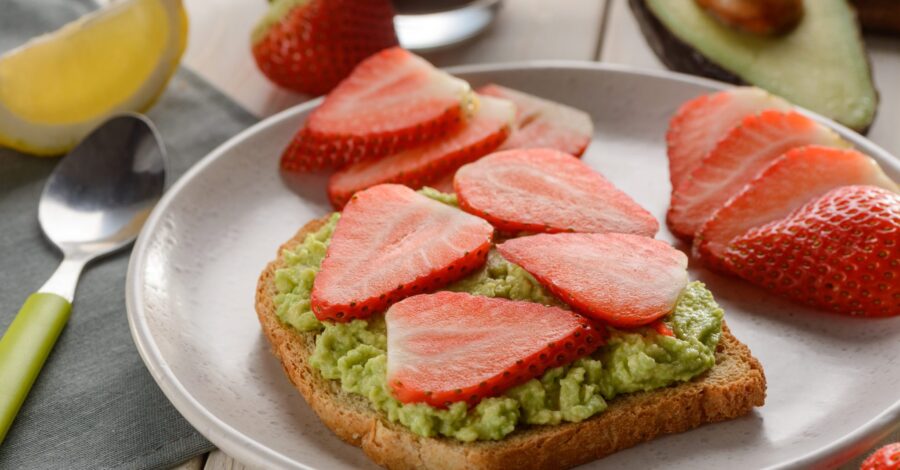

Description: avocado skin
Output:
[628,0,876,134]
[629,0,742,83]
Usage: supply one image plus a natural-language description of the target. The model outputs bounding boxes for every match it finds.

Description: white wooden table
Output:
[173,1,900,468]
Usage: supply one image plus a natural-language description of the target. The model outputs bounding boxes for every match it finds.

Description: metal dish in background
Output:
[395,0,503,52]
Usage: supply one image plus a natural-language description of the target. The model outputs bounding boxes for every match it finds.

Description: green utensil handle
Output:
[0,293,71,444]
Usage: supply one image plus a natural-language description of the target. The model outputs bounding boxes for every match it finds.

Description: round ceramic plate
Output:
[127,63,900,470]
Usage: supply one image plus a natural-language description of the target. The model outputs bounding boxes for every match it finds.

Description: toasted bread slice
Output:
[255,216,767,470]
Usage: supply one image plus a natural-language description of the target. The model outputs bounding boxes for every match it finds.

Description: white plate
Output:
[127,63,900,470]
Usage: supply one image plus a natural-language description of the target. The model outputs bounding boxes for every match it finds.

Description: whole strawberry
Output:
[724,185,899,317]
[251,0,399,96]
[861,442,900,470]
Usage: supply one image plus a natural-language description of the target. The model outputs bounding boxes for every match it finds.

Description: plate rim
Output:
[126,61,900,470]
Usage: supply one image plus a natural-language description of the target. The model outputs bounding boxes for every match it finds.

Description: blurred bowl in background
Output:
[394,0,502,51]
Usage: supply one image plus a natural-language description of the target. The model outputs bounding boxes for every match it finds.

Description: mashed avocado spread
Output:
[272,192,724,442]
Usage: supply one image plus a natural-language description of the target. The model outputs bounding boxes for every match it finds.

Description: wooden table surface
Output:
[172,1,900,468]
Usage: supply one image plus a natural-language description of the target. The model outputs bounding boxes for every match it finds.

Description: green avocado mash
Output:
[419,186,459,206]
[273,212,339,333]
[447,250,562,307]
[271,195,725,442]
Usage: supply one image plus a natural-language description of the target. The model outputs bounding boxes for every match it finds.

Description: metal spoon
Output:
[0,114,165,443]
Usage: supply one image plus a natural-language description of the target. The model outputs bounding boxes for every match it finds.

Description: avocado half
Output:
[630,0,878,133]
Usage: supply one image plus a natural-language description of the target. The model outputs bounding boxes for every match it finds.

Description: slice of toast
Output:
[255,217,767,470]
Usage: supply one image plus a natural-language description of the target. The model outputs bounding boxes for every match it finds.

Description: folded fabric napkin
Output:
[0,1,257,468]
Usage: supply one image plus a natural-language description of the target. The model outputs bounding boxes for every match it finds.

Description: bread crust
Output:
[255,217,767,470]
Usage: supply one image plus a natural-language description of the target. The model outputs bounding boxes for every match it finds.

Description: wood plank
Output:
[598,0,900,157]
[171,455,204,470]
[598,0,662,70]
[203,450,253,470]
[424,0,607,66]
[181,0,607,118]
[865,36,900,158]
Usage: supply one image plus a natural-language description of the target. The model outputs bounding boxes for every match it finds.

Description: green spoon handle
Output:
[0,293,71,444]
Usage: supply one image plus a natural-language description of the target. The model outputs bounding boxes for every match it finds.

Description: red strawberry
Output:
[251,0,399,96]
[454,149,658,236]
[861,442,900,470]
[478,84,545,125]
[478,84,593,157]
[667,110,849,241]
[724,185,900,317]
[310,184,493,321]
[650,319,675,337]
[667,87,790,191]
[327,95,514,208]
[498,233,689,327]
[281,47,474,172]
[385,291,604,407]
[695,146,898,270]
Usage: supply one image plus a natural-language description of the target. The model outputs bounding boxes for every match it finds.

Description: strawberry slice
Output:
[478,84,546,125]
[327,95,515,208]
[454,148,658,236]
[667,110,849,241]
[497,233,689,327]
[724,185,900,317]
[695,146,899,270]
[667,87,790,191]
[650,319,675,337]
[423,172,455,193]
[386,291,604,407]
[310,184,493,321]
[281,47,474,172]
[478,84,593,157]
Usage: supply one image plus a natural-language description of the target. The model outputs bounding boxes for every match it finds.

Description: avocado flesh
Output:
[631,0,877,133]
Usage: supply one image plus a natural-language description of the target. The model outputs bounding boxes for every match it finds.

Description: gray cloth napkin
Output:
[0,1,258,468]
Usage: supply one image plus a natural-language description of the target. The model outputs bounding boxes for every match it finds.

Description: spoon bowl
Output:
[39,114,165,256]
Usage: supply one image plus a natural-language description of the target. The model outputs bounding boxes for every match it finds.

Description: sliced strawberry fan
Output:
[310,184,493,321]
[666,87,790,192]
[478,84,594,157]
[454,148,658,236]
[694,146,899,270]
[327,95,515,208]
[667,110,849,241]
[281,47,474,172]
[724,185,900,317]
[498,233,689,327]
[386,291,605,407]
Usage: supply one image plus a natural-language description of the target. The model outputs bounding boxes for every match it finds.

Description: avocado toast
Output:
[255,170,766,469]
[256,216,765,470]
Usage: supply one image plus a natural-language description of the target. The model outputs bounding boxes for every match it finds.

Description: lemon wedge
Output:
[0,0,188,156]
